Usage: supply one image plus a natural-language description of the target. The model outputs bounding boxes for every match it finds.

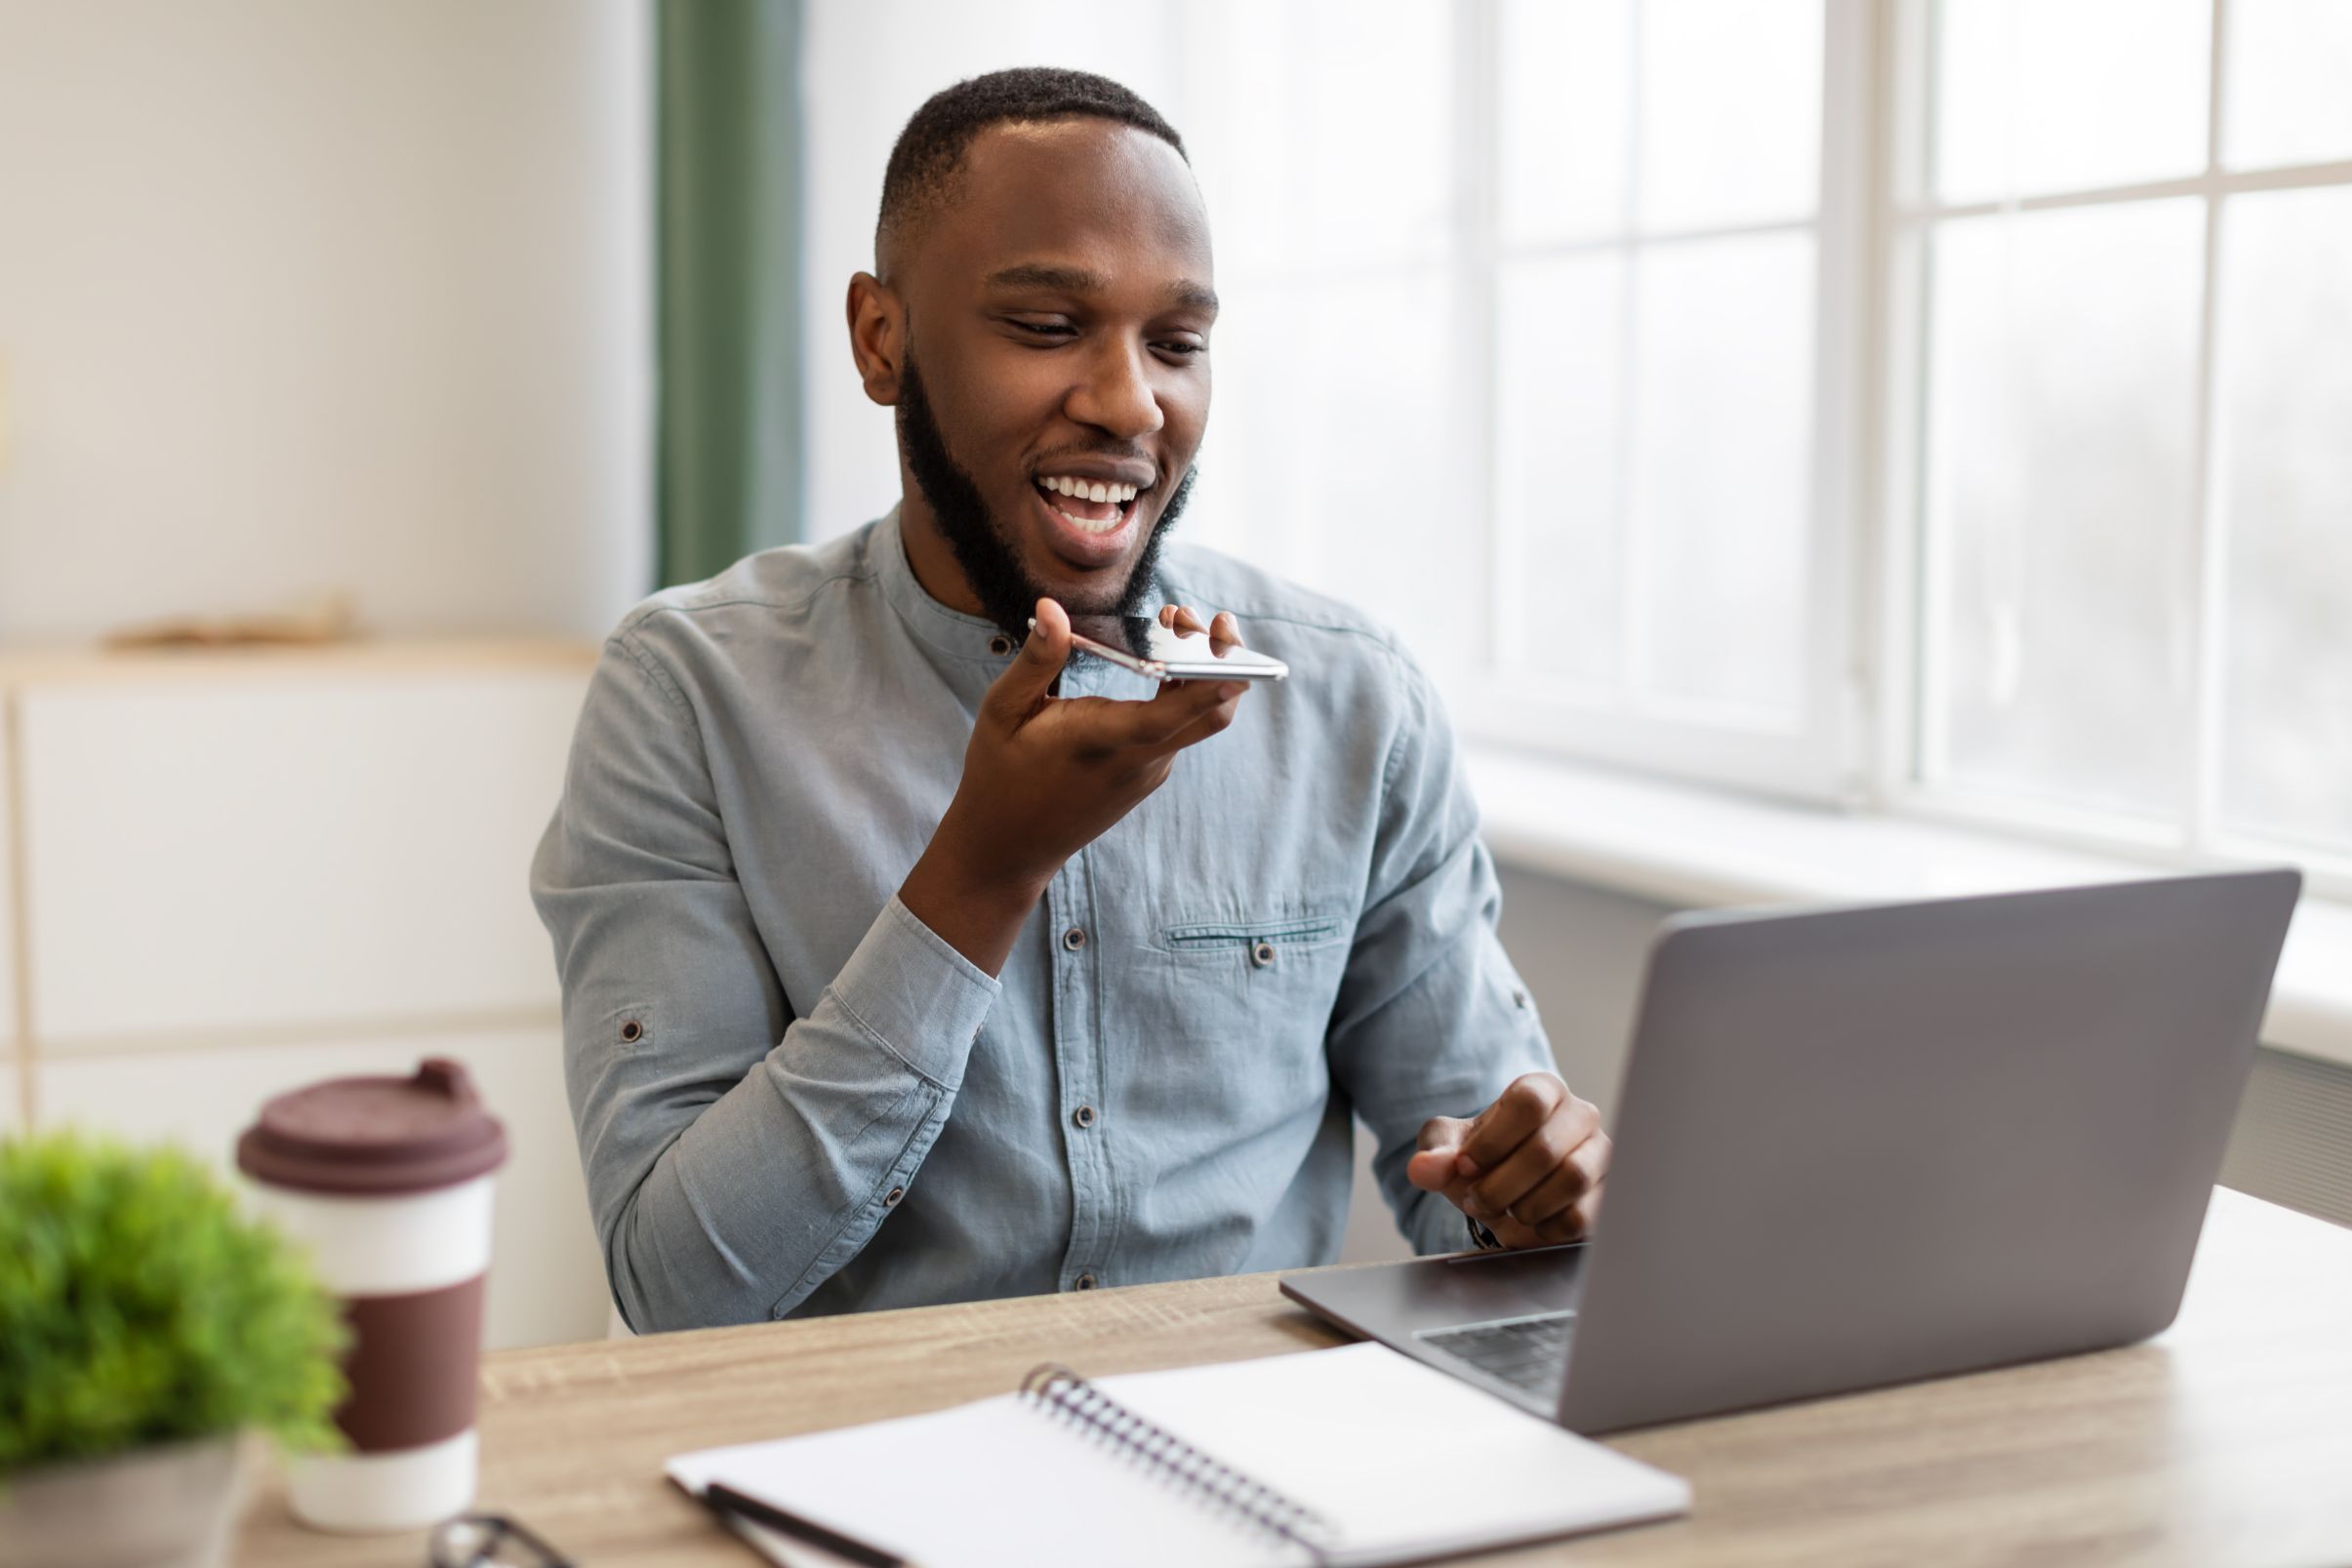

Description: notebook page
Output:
[1093,1343,1691,1565]
[667,1391,1313,1568]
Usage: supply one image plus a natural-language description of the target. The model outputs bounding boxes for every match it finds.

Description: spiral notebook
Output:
[665,1342,1690,1567]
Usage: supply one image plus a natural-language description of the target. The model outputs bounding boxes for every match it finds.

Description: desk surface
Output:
[238,1188,2352,1567]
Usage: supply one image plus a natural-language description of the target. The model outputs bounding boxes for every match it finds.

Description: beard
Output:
[897,349,1195,638]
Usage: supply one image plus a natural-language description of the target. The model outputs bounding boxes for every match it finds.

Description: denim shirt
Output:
[531,508,1556,1332]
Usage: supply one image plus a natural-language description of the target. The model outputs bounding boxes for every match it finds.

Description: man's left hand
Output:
[1406,1073,1610,1248]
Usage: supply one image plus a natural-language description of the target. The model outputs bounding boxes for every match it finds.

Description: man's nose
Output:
[1065,338,1166,440]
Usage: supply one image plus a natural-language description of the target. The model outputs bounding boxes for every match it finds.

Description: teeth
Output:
[1048,500,1124,535]
[1038,476,1141,503]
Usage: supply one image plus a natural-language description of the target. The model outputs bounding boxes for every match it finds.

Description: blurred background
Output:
[1,0,2347,1348]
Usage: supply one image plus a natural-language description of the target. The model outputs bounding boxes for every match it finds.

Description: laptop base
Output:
[1280,1243,1587,1416]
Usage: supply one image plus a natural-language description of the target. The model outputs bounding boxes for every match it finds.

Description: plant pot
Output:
[0,1433,248,1568]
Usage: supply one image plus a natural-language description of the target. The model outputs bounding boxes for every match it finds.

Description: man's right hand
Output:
[898,596,1249,975]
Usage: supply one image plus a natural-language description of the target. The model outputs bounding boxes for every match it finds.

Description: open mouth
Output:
[1034,473,1141,536]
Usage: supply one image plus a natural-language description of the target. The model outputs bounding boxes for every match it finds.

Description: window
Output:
[1179,0,2352,895]
[1184,0,1861,798]
[1484,0,1842,795]
[1176,0,1479,690]
[1897,0,2352,887]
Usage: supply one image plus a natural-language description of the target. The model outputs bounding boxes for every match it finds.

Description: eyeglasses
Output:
[427,1512,575,1568]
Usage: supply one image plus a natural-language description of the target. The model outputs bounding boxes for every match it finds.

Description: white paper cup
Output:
[237,1059,507,1533]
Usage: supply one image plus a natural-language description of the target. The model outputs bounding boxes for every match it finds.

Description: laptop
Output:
[1282,869,2301,1434]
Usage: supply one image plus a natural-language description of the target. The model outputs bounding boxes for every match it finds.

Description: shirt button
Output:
[883,1186,905,1206]
[1074,1273,1098,1291]
[989,634,1013,657]
[1249,940,1277,968]
[1062,926,1087,951]
[1072,1105,1097,1129]
[618,1018,644,1044]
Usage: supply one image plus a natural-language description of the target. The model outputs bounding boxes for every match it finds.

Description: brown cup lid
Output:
[236,1058,507,1195]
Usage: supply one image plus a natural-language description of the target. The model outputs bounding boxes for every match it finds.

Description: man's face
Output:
[880,120,1216,632]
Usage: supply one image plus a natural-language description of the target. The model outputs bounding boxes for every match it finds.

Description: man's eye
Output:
[1010,319,1075,340]
[1156,340,1206,359]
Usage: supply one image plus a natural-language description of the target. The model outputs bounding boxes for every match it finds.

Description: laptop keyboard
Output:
[1416,1310,1577,1395]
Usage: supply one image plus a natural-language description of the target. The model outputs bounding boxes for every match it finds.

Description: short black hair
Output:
[875,66,1188,277]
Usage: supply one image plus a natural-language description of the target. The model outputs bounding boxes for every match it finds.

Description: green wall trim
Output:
[656,0,804,588]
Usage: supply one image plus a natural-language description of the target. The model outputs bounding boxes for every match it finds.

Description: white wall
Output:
[0,0,652,643]
[798,0,1188,540]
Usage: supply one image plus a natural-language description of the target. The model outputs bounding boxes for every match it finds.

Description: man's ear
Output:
[846,272,905,406]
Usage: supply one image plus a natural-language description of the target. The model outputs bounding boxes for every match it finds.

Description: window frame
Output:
[1446,0,2352,901]
[1450,0,1881,806]
[1873,0,2352,902]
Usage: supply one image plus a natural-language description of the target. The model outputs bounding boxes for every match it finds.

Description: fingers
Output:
[1156,604,1247,656]
[1486,1173,1604,1248]
[1039,675,1245,773]
[1144,691,1246,760]
[1420,1077,1612,1249]
[1520,1186,1604,1247]
[1481,1126,1610,1228]
[1023,601,1253,761]
[1457,1073,1568,1178]
[1465,1095,1602,1222]
[1094,674,1247,752]
[1561,1185,1604,1239]
[985,598,1072,722]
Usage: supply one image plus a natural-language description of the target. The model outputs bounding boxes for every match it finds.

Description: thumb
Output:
[987,597,1072,720]
[1407,1115,1475,1192]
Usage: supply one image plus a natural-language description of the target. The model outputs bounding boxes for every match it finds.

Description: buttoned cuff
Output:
[822,895,1002,1090]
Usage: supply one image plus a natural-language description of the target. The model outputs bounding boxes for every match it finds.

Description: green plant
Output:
[0,1132,346,1472]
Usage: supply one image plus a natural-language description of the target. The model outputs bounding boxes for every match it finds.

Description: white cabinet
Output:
[1,699,18,1123]
[37,1025,603,1351]
[20,660,587,1045]
[1,642,604,1347]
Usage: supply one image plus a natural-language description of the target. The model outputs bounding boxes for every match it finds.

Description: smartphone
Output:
[1034,615,1291,682]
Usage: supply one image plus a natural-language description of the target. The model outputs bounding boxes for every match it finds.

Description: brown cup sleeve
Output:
[333,1276,485,1454]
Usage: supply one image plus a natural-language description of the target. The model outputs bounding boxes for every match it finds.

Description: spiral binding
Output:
[1019,1363,1335,1565]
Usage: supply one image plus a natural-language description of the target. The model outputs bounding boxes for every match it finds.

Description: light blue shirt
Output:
[532,508,1556,1332]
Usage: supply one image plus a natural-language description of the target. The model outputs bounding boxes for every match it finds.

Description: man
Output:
[534,67,1609,1334]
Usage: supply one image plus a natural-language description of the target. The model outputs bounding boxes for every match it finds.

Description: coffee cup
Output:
[235,1057,507,1533]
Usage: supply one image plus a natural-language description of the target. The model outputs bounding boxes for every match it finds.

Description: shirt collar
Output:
[871,503,1018,665]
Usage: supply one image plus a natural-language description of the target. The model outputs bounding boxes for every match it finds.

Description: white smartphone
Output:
[1032,615,1291,682]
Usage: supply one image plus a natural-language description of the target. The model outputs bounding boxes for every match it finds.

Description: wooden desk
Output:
[238,1189,2352,1566]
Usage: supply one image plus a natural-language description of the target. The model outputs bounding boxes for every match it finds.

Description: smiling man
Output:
[533,68,1609,1333]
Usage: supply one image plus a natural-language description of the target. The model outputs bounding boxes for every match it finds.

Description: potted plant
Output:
[0,1132,346,1568]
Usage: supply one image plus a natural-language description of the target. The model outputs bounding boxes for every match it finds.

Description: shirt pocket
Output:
[1124,901,1358,1133]
[1153,904,1353,972]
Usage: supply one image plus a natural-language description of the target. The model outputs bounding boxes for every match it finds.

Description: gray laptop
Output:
[1282,869,2301,1434]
